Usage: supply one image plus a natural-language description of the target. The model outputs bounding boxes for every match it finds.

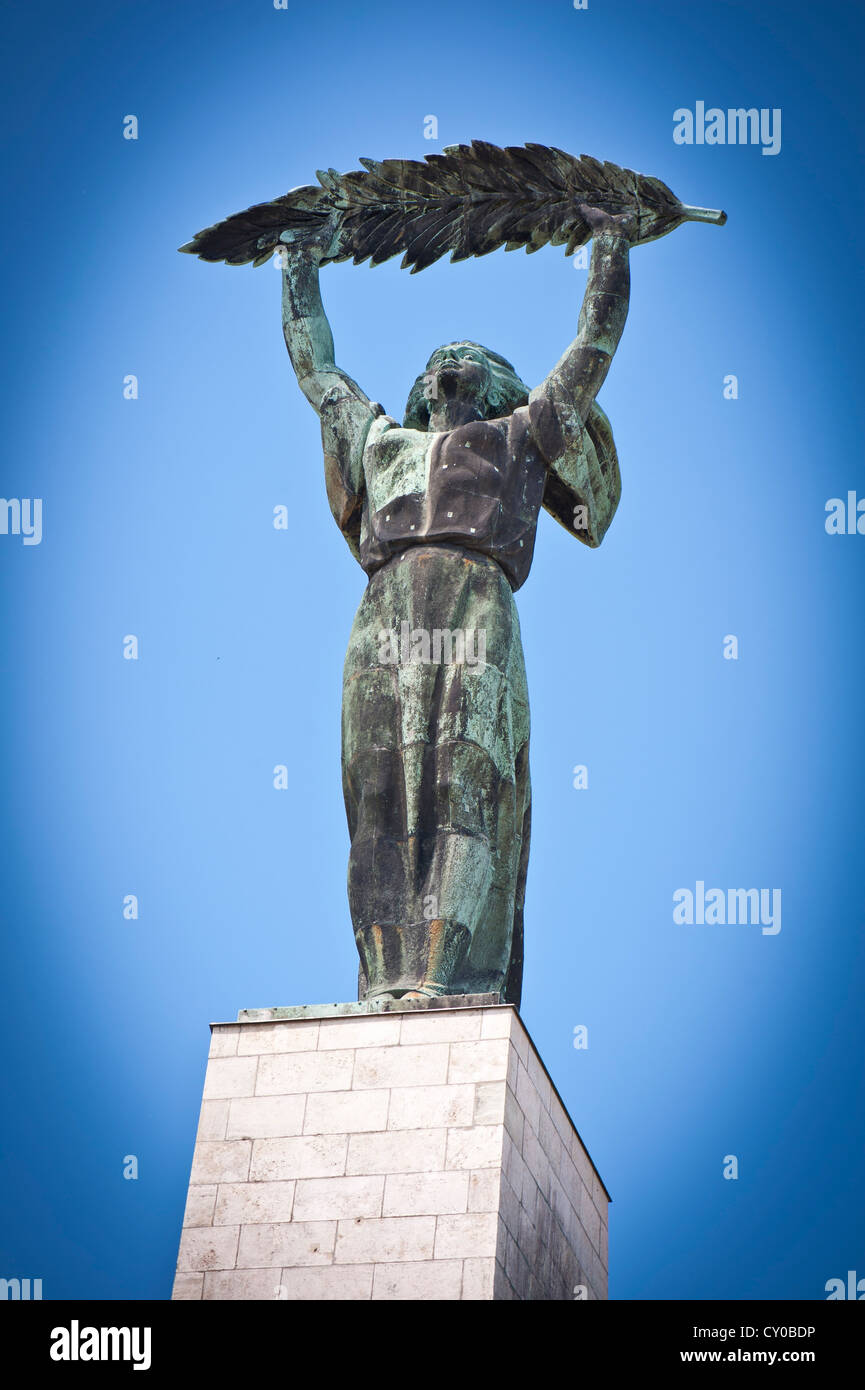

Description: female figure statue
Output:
[280,203,635,1006]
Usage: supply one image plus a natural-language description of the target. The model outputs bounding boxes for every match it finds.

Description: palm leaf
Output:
[179,140,725,272]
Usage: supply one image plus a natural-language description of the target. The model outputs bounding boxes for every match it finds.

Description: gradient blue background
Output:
[1,0,862,1301]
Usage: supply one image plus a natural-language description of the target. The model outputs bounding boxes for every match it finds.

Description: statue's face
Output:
[425,342,493,418]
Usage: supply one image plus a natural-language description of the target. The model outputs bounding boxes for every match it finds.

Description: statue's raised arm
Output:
[280,221,381,561]
[528,203,637,549]
[533,203,635,425]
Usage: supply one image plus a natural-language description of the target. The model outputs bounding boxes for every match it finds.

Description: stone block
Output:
[183,1185,217,1227]
[202,1057,257,1100]
[303,1088,389,1135]
[237,1020,320,1055]
[445,1123,504,1171]
[497,1171,521,1238]
[399,1010,483,1044]
[352,1043,449,1090]
[526,1047,550,1108]
[293,1176,385,1222]
[171,1272,203,1300]
[250,1135,347,1182]
[447,1038,510,1085]
[177,1226,239,1272]
[434,1211,499,1260]
[386,1083,474,1130]
[503,1085,524,1149]
[256,1050,353,1096]
[196,1101,229,1141]
[514,1059,542,1136]
[467,1168,500,1213]
[236,1220,336,1268]
[272,1265,374,1300]
[480,1008,514,1040]
[214,1181,296,1227]
[462,1256,496,1299]
[334,1216,436,1264]
[203,1268,283,1300]
[382,1171,469,1217]
[346,1128,447,1176]
[317,1015,401,1050]
[371,1259,464,1300]
[226,1095,305,1140]
[208,1026,239,1058]
[474,1080,506,1125]
[189,1141,251,1186]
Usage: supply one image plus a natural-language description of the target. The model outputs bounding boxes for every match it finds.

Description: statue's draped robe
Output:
[320,372,621,1006]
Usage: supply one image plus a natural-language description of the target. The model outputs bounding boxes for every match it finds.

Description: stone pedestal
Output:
[172,997,609,1301]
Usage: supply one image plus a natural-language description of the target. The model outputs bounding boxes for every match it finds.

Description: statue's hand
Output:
[278,209,342,264]
[577,202,640,243]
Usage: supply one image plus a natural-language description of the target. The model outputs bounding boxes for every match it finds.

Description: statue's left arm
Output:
[528,205,637,548]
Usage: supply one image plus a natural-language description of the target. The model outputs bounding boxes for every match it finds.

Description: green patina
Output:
[182,144,725,1006]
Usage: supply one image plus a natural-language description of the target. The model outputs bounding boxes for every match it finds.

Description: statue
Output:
[181,142,725,1006]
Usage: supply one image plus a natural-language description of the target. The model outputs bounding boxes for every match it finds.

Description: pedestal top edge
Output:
[223,993,510,1025]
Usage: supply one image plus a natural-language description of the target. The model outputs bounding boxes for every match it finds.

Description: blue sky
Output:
[1,0,863,1300]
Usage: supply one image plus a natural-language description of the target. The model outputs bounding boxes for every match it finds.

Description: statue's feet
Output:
[365,984,450,1003]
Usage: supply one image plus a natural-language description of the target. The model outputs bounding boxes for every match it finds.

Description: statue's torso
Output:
[358,411,548,591]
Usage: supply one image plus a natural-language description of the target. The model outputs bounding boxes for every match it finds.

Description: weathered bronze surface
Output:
[181,143,724,1007]
[180,139,725,271]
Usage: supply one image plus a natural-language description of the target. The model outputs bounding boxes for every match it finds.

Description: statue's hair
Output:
[403,341,530,430]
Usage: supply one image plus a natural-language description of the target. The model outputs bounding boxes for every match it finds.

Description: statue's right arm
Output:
[281,248,371,416]
[281,245,381,556]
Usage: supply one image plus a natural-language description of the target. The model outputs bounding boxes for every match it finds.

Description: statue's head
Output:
[403,341,529,430]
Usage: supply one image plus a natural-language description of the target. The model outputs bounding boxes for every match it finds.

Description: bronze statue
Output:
[181,142,725,1006]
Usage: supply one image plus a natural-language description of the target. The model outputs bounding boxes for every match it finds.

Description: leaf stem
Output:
[680,205,727,226]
